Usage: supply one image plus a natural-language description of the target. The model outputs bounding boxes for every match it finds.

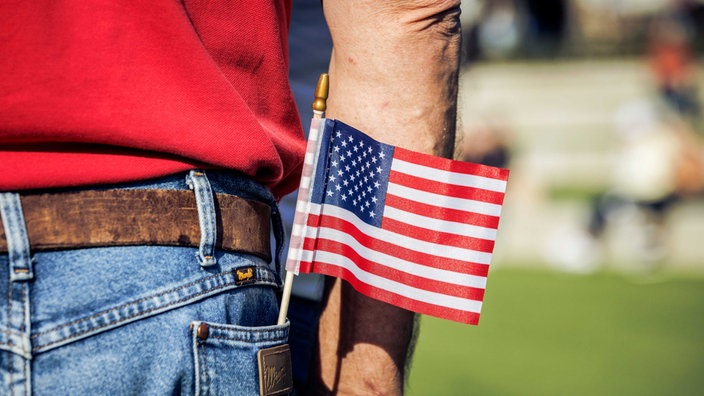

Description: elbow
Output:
[392,0,462,38]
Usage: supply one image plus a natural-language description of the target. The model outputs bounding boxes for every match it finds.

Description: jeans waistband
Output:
[0,170,286,274]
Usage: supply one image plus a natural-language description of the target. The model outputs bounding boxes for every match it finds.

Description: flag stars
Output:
[324,129,393,224]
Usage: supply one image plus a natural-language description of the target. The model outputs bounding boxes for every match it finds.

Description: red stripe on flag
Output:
[384,194,501,229]
[389,171,506,205]
[393,146,510,181]
[380,217,495,253]
[311,238,486,300]
[306,214,490,277]
[297,260,313,274]
[308,261,481,325]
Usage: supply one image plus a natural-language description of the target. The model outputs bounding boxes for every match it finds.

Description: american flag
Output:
[286,119,508,325]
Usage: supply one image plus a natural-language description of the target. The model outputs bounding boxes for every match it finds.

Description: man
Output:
[0,1,461,394]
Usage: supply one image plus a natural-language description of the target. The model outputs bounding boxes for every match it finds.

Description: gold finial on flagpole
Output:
[312,73,329,118]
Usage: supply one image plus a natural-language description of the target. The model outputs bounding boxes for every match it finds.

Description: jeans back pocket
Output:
[192,320,291,396]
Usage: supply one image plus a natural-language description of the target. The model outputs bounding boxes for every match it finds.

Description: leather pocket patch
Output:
[257,344,293,396]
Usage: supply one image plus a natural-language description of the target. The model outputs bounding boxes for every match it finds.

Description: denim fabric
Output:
[0,171,289,395]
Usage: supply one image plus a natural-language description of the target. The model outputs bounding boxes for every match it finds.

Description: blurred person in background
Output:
[551,1,704,273]
[586,98,704,271]
[648,4,702,128]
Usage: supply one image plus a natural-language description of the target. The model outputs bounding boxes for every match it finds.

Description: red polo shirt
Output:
[0,1,304,199]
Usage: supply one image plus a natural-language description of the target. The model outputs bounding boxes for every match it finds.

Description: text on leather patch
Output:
[257,344,293,396]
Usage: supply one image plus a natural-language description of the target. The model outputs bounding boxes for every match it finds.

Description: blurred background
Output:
[407,0,704,394]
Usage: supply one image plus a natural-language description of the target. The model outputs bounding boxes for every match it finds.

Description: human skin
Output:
[309,1,462,394]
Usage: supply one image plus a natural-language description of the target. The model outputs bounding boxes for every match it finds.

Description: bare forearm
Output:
[311,1,462,394]
[324,0,461,157]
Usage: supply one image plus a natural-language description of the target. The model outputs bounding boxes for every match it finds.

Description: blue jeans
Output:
[0,171,289,395]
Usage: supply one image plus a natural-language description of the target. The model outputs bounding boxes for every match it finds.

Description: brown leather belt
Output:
[0,189,272,261]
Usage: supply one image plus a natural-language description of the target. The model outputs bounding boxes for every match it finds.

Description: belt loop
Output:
[0,193,34,281]
[186,170,217,267]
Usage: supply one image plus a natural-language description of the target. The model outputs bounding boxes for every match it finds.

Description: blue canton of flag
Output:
[312,122,395,228]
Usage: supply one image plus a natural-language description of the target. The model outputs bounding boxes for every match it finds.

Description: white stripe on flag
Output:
[391,158,508,192]
[301,249,483,313]
[382,205,498,240]
[295,197,310,213]
[386,183,503,217]
[304,152,315,165]
[290,223,305,237]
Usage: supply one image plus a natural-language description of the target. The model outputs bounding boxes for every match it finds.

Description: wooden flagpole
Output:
[277,73,329,325]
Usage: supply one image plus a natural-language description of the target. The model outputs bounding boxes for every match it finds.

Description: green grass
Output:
[407,268,704,396]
